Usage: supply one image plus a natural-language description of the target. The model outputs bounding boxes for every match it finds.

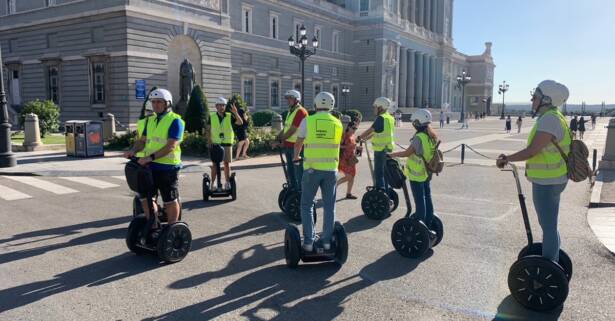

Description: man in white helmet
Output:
[496,80,572,263]
[273,89,308,191]
[125,88,185,226]
[206,97,244,191]
[293,92,343,252]
[357,97,396,192]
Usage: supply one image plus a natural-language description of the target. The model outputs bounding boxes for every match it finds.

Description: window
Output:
[270,13,279,39]
[91,62,106,104]
[270,78,280,107]
[313,64,319,74]
[9,68,21,105]
[293,80,302,93]
[47,66,60,104]
[314,26,321,43]
[242,76,254,108]
[46,0,56,6]
[331,85,339,107]
[46,33,57,49]
[242,5,253,33]
[6,0,15,14]
[360,0,369,15]
[313,82,322,99]
[331,67,338,77]
[332,31,340,53]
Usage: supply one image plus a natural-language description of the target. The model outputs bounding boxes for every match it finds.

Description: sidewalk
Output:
[588,170,615,255]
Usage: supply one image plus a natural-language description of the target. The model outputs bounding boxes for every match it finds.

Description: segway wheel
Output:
[333,222,348,265]
[391,218,431,258]
[284,225,301,268]
[126,215,150,255]
[508,255,569,311]
[278,185,288,212]
[361,187,391,220]
[430,215,444,247]
[518,243,572,281]
[388,189,399,212]
[283,191,301,221]
[230,174,237,201]
[157,222,192,263]
[202,174,211,201]
[132,196,143,218]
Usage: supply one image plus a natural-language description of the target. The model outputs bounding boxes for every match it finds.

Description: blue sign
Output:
[135,80,146,99]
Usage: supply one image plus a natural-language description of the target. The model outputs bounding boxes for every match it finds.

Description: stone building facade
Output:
[1,0,494,125]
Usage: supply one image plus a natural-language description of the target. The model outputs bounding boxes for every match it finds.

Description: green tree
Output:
[184,85,209,134]
[19,100,60,137]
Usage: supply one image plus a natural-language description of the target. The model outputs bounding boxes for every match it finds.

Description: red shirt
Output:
[283,106,308,148]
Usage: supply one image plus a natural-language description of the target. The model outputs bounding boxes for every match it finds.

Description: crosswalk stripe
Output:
[0,184,32,201]
[59,177,119,189]
[111,176,125,180]
[2,176,78,195]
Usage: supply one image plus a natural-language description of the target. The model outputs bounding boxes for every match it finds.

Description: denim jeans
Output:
[284,147,303,190]
[300,169,337,245]
[532,182,567,262]
[410,178,434,226]
[373,150,389,191]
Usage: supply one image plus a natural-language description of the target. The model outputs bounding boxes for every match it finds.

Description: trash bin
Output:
[65,121,77,156]
[74,121,104,157]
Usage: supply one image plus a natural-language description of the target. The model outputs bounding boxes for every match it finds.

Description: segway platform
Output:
[202,172,237,201]
[284,222,348,268]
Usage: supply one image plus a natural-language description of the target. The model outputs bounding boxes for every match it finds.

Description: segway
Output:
[277,148,317,223]
[504,163,572,311]
[360,140,399,220]
[132,194,182,222]
[124,157,192,263]
[202,144,237,201]
[284,221,348,268]
[387,156,443,258]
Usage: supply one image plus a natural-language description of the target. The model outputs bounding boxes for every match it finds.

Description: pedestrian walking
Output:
[439,111,445,128]
[337,121,360,199]
[395,110,402,127]
[591,114,597,130]
[578,116,587,140]
[516,116,522,133]
[505,115,512,133]
[569,115,578,139]
[234,104,250,160]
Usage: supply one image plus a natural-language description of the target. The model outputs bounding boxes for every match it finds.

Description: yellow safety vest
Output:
[284,104,305,144]
[143,112,183,166]
[303,112,343,171]
[372,112,395,152]
[136,118,147,157]
[404,132,434,182]
[526,108,571,180]
[210,112,235,145]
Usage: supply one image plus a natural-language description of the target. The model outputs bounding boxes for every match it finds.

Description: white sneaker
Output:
[302,243,313,252]
[225,182,232,190]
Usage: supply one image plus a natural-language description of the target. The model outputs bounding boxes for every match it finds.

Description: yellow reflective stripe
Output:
[304,143,340,149]
[304,157,339,163]
[526,160,566,170]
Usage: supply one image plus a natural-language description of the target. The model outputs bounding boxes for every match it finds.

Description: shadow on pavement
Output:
[182,199,231,210]
[492,295,563,321]
[0,253,164,313]
[147,251,429,321]
[342,214,382,234]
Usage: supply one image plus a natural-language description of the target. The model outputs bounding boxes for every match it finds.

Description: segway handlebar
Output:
[504,163,534,246]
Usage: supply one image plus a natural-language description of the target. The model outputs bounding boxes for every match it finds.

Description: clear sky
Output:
[453,0,615,104]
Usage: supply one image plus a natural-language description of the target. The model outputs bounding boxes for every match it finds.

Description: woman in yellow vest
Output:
[293,92,343,252]
[496,80,571,262]
[207,97,244,191]
[389,109,438,229]
[124,88,184,225]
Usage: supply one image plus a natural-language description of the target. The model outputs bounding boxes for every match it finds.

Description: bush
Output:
[184,85,209,134]
[251,110,277,127]
[342,109,363,123]
[247,128,276,154]
[180,132,208,156]
[19,100,60,137]
[106,131,137,150]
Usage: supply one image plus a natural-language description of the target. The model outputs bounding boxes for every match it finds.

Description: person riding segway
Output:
[124,88,191,263]
[284,92,348,267]
[357,97,399,220]
[202,97,243,201]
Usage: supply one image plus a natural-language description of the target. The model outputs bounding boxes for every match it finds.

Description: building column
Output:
[429,56,437,107]
[431,0,438,31]
[422,53,430,108]
[414,52,423,107]
[424,0,431,30]
[400,0,407,21]
[398,47,407,107]
[406,49,415,107]
[409,0,416,24]
[435,58,443,107]
[417,0,424,27]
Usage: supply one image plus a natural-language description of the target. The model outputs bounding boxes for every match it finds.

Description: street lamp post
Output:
[498,80,509,119]
[601,101,606,116]
[288,25,318,104]
[341,86,350,111]
[0,43,17,168]
[456,70,471,123]
[581,101,586,115]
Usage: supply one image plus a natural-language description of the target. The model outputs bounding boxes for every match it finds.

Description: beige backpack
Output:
[552,133,591,183]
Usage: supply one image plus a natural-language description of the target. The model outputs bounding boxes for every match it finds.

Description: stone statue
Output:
[179,58,195,103]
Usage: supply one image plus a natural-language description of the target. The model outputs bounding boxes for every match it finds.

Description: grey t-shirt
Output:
[410,136,424,157]
[528,113,567,185]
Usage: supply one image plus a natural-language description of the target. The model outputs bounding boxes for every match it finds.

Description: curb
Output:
[587,171,615,255]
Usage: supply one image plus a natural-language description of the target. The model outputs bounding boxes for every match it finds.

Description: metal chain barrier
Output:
[464,144,497,160]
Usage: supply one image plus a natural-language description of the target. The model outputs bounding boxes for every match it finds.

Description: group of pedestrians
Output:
[569,114,595,140]
[504,115,523,133]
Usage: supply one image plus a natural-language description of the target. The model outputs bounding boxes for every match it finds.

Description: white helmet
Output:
[215,97,228,106]
[373,97,393,111]
[284,90,301,102]
[314,91,335,111]
[148,88,173,105]
[535,80,569,107]
[387,103,399,114]
[411,109,432,126]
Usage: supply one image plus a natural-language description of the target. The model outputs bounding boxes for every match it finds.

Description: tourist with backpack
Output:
[496,80,588,263]
[388,109,440,228]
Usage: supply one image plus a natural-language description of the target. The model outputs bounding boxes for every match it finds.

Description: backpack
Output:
[384,156,406,189]
[552,138,591,182]
[420,140,444,176]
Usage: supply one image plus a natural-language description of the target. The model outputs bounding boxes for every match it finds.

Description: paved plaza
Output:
[0,117,614,321]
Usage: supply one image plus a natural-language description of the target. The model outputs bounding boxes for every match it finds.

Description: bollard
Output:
[23,113,42,149]
[271,113,283,133]
[599,118,615,169]
[461,144,465,164]
[593,149,597,173]
[102,113,115,141]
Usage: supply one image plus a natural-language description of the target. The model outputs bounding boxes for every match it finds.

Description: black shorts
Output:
[152,169,180,203]
[236,128,247,141]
